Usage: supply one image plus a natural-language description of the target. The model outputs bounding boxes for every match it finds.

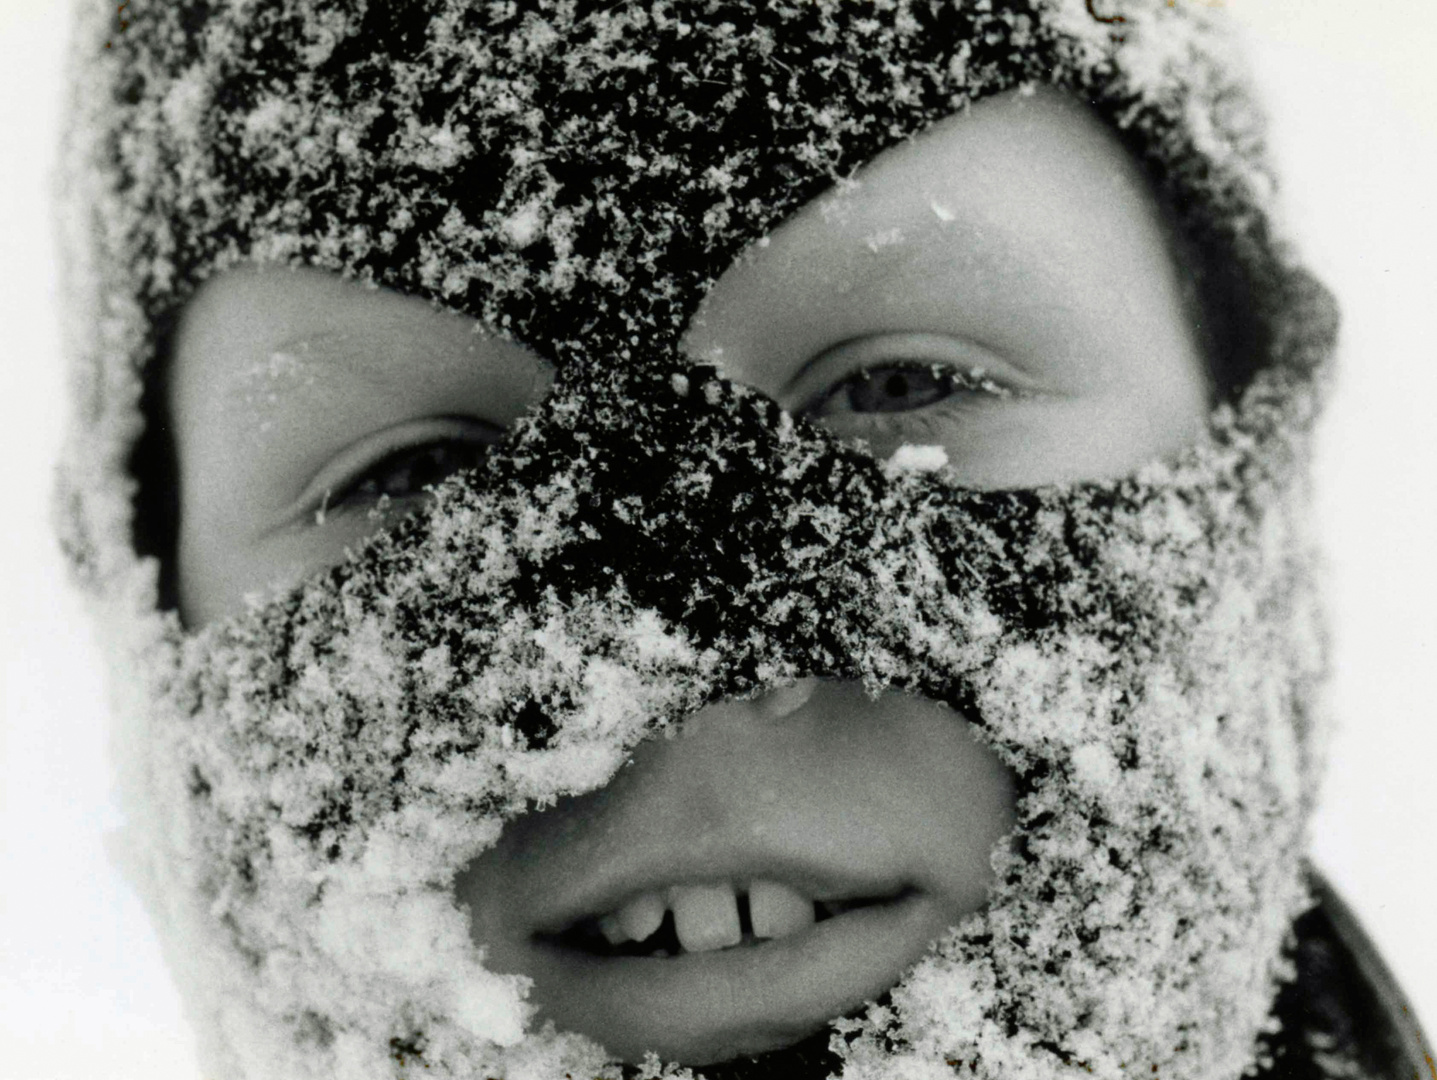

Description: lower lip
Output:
[523,891,950,1066]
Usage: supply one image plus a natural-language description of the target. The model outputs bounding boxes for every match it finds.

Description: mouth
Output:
[544,878,914,958]
[521,874,952,1065]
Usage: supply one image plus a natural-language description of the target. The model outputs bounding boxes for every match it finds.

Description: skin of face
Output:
[166,88,1210,1064]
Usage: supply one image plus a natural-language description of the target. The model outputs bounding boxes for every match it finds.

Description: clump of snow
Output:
[883,443,950,476]
[501,203,547,249]
[865,226,906,252]
[929,199,958,222]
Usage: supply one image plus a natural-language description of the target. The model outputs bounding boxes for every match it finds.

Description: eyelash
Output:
[805,361,1012,419]
[314,438,492,525]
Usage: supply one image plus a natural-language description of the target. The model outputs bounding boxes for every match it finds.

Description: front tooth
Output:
[749,880,815,939]
[616,891,666,943]
[671,883,742,953]
[598,913,630,946]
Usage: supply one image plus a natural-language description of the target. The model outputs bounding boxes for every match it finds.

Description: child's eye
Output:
[301,417,503,525]
[337,440,490,505]
[794,333,1018,422]
[813,364,964,417]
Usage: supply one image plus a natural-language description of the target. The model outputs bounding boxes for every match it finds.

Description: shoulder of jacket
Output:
[1262,868,1433,1080]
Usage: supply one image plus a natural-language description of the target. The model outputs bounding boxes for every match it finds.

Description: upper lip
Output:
[527,835,916,937]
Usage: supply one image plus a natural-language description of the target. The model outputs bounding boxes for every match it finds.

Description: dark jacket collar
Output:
[1264,871,1432,1080]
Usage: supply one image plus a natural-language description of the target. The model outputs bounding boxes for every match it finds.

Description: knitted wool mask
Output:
[58,2,1339,1079]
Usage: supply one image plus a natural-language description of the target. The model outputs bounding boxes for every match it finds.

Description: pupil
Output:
[845,367,950,413]
[407,445,447,489]
[371,444,475,500]
[883,372,910,400]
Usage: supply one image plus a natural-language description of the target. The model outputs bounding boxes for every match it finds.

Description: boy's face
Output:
[166,88,1210,1065]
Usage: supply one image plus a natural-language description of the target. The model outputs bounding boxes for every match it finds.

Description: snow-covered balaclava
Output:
[58,2,1339,1078]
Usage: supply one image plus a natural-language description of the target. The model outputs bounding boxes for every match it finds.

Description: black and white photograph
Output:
[2,2,1433,1078]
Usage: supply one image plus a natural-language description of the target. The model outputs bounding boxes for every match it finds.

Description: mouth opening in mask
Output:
[457,677,1018,1066]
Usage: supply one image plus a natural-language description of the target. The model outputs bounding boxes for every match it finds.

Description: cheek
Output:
[1089,346,1213,472]
[174,506,244,631]
[174,523,320,630]
[174,479,426,629]
[1015,379,1209,488]
[174,515,302,631]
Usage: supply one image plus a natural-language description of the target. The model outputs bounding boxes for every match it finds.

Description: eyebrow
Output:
[257,328,424,378]
[221,324,498,410]
[850,207,1088,327]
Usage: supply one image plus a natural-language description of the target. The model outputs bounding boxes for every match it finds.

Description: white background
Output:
[1,2,1433,1078]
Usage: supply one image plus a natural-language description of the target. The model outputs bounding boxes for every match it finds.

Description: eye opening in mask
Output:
[127,255,1259,621]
